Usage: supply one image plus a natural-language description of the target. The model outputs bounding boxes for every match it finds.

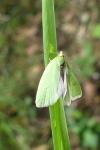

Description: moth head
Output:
[58,51,65,66]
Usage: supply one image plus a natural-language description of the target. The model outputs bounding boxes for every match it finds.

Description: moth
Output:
[36,51,82,107]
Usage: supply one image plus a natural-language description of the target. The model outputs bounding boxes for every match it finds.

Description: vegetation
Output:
[0,0,100,150]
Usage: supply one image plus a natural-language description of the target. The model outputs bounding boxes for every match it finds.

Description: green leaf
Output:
[92,24,100,38]
[83,130,98,149]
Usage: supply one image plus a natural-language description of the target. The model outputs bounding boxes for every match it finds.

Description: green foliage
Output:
[0,0,99,149]
[75,42,96,79]
[83,130,98,149]
[92,24,100,38]
[67,109,100,150]
[0,75,36,150]
[0,8,36,148]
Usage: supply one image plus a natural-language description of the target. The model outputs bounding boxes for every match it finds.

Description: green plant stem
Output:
[42,0,71,149]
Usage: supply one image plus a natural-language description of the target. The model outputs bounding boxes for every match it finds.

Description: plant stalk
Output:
[42,0,71,149]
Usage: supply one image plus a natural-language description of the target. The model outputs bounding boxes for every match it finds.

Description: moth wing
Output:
[63,68,71,106]
[64,84,71,106]
[68,67,82,101]
[36,57,62,108]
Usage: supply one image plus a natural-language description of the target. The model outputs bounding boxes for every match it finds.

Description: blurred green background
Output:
[0,0,100,150]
